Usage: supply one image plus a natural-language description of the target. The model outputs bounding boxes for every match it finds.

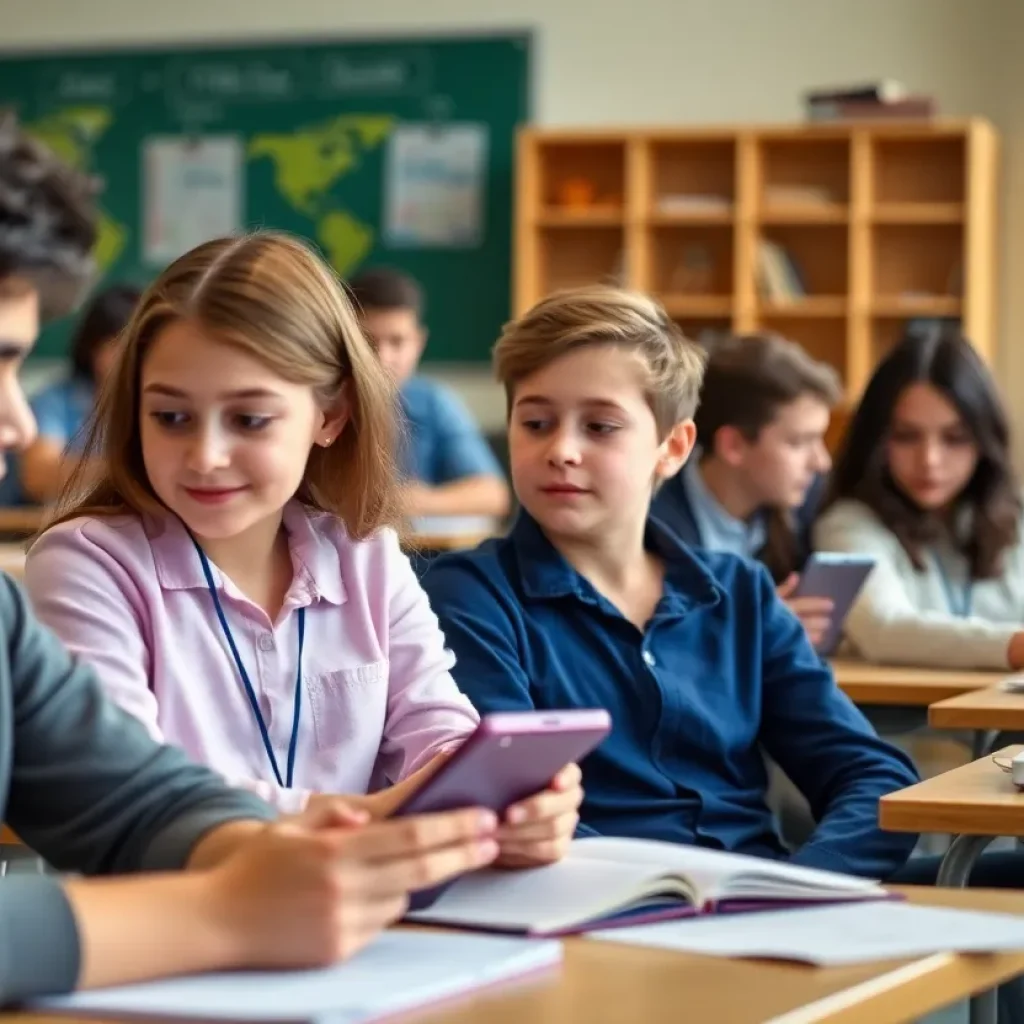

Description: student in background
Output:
[19,283,141,503]
[27,232,580,869]
[0,110,499,1004]
[346,267,510,519]
[815,326,1024,671]
[652,332,840,647]
[422,286,918,880]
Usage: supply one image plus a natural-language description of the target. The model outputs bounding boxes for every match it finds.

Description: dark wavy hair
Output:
[0,108,98,313]
[823,326,1020,579]
[69,283,143,382]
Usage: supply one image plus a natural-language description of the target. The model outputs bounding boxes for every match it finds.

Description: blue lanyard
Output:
[934,553,973,619]
[189,535,305,788]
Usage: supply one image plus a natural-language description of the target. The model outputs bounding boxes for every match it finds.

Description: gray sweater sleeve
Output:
[0,575,276,1003]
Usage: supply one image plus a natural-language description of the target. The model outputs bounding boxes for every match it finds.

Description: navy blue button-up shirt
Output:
[422,513,918,880]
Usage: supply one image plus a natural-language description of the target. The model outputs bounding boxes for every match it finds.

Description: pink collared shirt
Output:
[24,502,480,813]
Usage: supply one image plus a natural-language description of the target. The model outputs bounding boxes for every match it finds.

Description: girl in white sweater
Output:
[814,327,1024,671]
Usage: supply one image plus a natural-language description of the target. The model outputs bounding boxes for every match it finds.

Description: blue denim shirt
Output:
[399,376,503,486]
[422,513,919,880]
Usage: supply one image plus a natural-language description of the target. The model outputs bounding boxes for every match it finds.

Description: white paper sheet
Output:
[33,930,561,1022]
[384,123,487,248]
[588,900,1024,965]
[144,135,244,264]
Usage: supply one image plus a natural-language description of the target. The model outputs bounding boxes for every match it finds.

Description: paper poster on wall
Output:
[384,123,487,248]
[143,135,244,265]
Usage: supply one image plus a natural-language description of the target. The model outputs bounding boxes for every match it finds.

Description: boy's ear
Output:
[315,380,351,448]
[656,419,697,481]
[714,424,752,468]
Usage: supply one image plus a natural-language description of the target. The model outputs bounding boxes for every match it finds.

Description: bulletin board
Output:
[0,33,531,361]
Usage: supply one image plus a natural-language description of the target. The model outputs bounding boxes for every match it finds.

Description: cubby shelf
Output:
[516,120,998,404]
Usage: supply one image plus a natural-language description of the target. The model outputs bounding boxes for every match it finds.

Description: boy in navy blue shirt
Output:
[422,286,919,880]
[347,267,509,520]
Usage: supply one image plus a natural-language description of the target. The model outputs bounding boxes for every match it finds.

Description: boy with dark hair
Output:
[652,332,841,646]
[347,267,510,519]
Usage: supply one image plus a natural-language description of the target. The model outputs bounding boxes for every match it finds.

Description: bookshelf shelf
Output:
[759,298,848,317]
[760,204,849,225]
[873,203,964,224]
[648,210,734,226]
[872,297,963,317]
[516,120,998,404]
[537,209,626,227]
[662,295,735,317]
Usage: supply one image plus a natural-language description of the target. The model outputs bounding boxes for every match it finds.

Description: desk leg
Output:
[972,730,999,759]
[936,835,998,1024]
[936,834,994,886]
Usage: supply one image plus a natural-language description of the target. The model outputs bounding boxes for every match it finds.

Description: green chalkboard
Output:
[0,33,530,362]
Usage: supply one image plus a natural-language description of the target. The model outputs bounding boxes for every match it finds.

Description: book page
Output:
[407,856,694,933]
[573,837,884,903]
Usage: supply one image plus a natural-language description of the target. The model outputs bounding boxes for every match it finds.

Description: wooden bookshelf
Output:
[515,121,999,408]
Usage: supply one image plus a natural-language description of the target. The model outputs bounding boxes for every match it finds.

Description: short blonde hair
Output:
[493,285,706,435]
[49,231,402,540]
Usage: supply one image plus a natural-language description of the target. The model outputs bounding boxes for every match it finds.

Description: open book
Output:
[407,836,888,936]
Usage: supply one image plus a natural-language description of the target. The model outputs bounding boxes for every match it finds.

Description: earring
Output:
[322,435,334,446]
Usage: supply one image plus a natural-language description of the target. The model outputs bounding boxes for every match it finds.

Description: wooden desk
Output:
[8,888,1024,1024]
[407,531,492,553]
[931,689,1024,733]
[881,744,1024,843]
[880,729,1024,1024]
[0,544,25,581]
[831,659,1004,706]
[405,514,499,554]
[0,507,43,536]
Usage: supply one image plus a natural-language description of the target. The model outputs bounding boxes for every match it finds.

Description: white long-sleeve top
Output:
[812,498,1024,670]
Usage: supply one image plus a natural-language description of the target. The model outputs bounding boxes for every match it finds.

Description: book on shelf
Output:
[804,80,908,105]
[757,239,805,302]
[407,836,888,937]
[807,96,935,122]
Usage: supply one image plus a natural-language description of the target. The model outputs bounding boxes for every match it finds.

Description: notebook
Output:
[407,836,887,936]
[30,930,562,1023]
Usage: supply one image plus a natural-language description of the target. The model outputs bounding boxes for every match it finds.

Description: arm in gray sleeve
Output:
[0,575,275,1003]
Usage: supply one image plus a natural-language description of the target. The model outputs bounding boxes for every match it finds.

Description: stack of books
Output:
[804,81,935,122]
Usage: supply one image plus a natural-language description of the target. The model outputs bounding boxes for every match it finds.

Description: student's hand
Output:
[494,763,583,869]
[776,573,834,649]
[206,804,499,969]
[287,796,372,829]
[314,751,458,822]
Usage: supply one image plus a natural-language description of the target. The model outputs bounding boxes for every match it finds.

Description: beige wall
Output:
[3,0,1015,438]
